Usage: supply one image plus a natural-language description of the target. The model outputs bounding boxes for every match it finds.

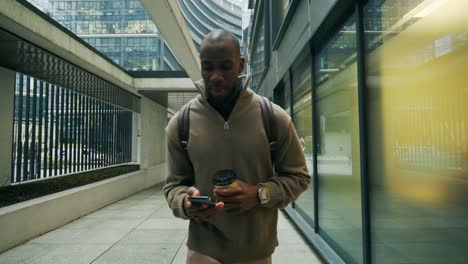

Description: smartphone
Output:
[188,196,216,207]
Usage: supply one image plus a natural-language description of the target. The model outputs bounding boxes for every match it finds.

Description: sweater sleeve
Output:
[258,111,311,209]
[163,114,193,219]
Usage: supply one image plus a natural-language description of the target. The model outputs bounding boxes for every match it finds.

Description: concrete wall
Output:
[0,75,170,253]
[139,97,168,184]
[0,67,15,187]
[257,0,338,97]
[0,167,166,254]
[309,0,338,36]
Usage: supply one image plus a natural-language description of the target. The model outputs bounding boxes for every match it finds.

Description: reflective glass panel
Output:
[292,48,314,225]
[251,10,266,91]
[364,0,468,263]
[315,14,363,264]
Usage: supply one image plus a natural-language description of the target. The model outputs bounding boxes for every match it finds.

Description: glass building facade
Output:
[251,0,468,263]
[249,0,267,92]
[178,0,242,51]
[364,0,467,263]
[32,0,183,71]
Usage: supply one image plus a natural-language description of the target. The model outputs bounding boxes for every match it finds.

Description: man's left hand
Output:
[213,180,258,214]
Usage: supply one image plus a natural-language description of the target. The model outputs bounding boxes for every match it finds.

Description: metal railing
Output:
[11,73,133,183]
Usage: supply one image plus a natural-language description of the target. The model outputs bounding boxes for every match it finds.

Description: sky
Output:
[242,0,251,29]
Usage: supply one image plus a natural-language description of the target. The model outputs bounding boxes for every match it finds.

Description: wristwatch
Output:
[257,185,270,205]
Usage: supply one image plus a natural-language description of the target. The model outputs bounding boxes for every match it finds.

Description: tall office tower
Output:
[48,0,182,71]
[178,0,243,51]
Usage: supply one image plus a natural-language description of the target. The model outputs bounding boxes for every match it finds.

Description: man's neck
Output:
[207,83,243,121]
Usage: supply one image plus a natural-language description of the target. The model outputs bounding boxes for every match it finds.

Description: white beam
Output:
[134,78,199,92]
[139,0,201,81]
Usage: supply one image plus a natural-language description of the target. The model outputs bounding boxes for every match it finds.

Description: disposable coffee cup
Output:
[212,169,238,189]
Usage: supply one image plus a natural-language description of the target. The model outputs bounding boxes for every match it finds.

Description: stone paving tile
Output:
[0,185,323,264]
[26,228,82,244]
[124,200,166,211]
[170,244,187,264]
[0,243,112,264]
[83,209,154,220]
[111,209,157,219]
[28,227,131,244]
[0,243,51,264]
[137,218,189,230]
[61,218,143,230]
[92,243,180,264]
[82,209,122,219]
[119,229,187,244]
[32,244,111,264]
[277,227,309,245]
[277,216,296,230]
[150,204,175,219]
[101,200,140,210]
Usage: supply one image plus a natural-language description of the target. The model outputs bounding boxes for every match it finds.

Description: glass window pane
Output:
[364,0,468,263]
[292,48,314,225]
[251,10,266,91]
[315,14,363,264]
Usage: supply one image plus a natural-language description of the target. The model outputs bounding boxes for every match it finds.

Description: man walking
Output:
[164,30,310,264]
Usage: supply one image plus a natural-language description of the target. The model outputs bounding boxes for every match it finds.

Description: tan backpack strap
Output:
[260,96,277,164]
[177,101,192,150]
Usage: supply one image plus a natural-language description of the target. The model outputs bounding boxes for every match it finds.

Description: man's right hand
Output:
[184,187,224,223]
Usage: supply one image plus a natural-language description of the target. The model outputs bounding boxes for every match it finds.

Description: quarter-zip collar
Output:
[207,83,242,121]
[193,75,251,121]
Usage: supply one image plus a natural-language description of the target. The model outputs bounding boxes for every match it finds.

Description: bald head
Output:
[199,30,245,105]
[200,30,241,58]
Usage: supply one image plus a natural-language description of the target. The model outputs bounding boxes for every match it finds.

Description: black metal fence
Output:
[11,73,133,183]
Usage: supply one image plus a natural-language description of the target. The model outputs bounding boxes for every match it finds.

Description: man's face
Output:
[200,40,244,104]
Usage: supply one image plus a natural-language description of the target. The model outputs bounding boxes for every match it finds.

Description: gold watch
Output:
[257,186,270,205]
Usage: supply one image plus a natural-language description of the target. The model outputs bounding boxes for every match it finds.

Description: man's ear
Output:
[239,57,245,73]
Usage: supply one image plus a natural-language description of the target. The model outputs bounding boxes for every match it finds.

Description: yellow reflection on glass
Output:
[365,0,468,263]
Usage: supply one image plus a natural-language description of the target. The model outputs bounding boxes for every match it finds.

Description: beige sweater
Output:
[164,80,310,263]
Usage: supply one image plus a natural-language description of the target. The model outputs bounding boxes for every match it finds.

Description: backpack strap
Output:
[259,96,277,164]
[178,101,192,151]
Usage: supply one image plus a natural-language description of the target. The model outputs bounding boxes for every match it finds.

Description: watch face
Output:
[259,187,270,204]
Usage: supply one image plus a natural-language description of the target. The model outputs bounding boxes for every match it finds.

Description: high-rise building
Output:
[178,0,243,51]
[47,0,182,71]
[29,0,244,71]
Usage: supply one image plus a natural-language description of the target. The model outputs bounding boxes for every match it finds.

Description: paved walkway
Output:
[0,185,323,264]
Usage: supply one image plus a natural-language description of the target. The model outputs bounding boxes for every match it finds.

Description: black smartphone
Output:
[188,196,216,207]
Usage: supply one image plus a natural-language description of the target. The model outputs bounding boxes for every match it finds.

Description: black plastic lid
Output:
[212,169,237,186]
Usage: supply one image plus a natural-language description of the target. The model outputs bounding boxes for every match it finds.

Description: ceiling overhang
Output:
[139,0,201,82]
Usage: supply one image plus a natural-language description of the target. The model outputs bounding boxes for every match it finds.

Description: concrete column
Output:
[0,67,16,187]
[132,112,141,164]
[139,97,167,169]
